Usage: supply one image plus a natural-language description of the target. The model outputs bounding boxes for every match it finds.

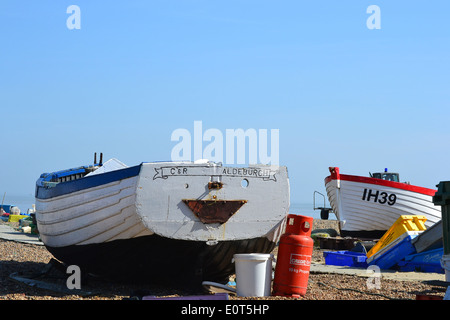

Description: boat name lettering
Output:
[153,167,189,179]
[153,166,277,181]
[221,167,277,181]
[362,188,397,205]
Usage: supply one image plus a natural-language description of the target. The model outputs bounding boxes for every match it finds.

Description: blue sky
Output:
[1,1,449,204]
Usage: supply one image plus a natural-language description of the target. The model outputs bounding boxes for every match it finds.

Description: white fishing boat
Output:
[324,167,441,238]
[35,155,289,286]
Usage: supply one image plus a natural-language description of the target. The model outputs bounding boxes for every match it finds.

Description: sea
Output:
[289,202,336,220]
[2,193,335,220]
[1,193,36,214]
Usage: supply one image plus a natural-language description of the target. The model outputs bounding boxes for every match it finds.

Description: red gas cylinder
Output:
[272,214,314,297]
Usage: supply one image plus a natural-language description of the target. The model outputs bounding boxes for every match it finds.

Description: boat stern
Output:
[135,161,290,242]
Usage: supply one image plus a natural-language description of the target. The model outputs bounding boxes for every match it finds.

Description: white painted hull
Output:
[36,161,289,247]
[325,168,441,237]
[35,160,289,284]
[136,162,289,242]
[36,176,151,247]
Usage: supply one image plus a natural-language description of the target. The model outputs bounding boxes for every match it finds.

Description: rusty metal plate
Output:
[182,199,247,224]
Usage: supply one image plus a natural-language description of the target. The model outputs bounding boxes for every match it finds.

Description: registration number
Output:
[362,188,397,205]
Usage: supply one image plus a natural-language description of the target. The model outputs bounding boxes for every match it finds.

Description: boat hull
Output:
[35,160,289,285]
[45,234,276,286]
[325,167,441,238]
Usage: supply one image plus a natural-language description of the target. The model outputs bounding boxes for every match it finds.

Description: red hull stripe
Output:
[324,167,436,197]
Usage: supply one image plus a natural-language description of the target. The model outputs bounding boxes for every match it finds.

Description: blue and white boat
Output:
[35,156,289,286]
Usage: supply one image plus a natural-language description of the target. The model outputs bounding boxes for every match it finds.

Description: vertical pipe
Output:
[1,192,5,211]
[443,206,450,256]
[432,181,450,255]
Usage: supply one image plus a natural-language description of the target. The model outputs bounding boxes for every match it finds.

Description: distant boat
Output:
[0,204,21,216]
[1,204,15,215]
[324,167,441,238]
[1,204,14,221]
[35,156,289,286]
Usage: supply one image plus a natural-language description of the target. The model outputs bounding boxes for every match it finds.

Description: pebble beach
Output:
[0,219,447,301]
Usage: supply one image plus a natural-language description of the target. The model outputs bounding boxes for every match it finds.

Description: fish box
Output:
[397,248,444,273]
[323,251,368,268]
[412,220,443,253]
[367,233,418,270]
[398,262,444,273]
[8,214,29,222]
[367,215,426,259]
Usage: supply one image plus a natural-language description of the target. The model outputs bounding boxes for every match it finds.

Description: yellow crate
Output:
[366,215,427,259]
[412,215,427,231]
[8,214,30,222]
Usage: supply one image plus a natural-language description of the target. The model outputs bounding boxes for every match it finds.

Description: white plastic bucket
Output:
[441,254,450,282]
[232,253,273,297]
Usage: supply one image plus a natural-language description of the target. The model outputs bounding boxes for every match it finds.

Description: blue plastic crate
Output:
[397,262,444,273]
[397,247,444,273]
[323,251,368,268]
[403,247,444,264]
[368,234,417,270]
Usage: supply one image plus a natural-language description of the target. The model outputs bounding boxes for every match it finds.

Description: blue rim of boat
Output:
[35,164,142,199]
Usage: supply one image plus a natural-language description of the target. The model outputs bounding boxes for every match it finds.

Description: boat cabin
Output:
[371,168,399,182]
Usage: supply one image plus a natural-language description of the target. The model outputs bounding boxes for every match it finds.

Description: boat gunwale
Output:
[324,167,436,197]
[35,164,142,200]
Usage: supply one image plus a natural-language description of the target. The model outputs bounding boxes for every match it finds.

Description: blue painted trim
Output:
[0,205,15,213]
[35,164,141,200]
[39,165,94,182]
